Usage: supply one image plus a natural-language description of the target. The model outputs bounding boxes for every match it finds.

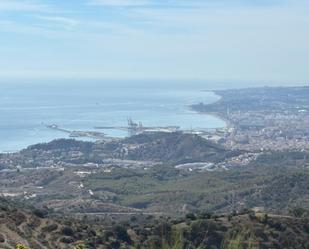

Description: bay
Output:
[0,80,226,152]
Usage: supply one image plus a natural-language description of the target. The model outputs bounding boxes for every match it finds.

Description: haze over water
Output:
[0,80,226,152]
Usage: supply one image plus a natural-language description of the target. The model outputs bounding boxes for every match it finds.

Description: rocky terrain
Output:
[0,198,308,249]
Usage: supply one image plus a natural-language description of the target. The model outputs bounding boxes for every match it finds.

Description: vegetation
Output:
[0,198,308,249]
[82,160,309,214]
[16,244,30,249]
[0,136,308,216]
[3,132,237,169]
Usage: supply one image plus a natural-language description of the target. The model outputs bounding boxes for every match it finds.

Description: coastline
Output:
[204,112,232,130]
[0,89,229,153]
[189,90,232,131]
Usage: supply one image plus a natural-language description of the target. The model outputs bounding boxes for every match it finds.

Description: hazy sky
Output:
[0,0,308,83]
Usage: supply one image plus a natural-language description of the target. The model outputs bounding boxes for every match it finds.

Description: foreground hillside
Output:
[0,198,308,249]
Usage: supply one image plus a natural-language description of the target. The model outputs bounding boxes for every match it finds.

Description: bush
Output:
[113,225,131,243]
[289,207,308,218]
[42,223,58,232]
[0,233,5,243]
[261,214,268,224]
[61,226,74,237]
[109,240,120,249]
[14,212,26,226]
[197,211,213,220]
[186,213,197,221]
[60,237,74,244]
[33,209,48,218]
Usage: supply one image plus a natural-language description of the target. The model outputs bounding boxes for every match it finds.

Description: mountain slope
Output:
[0,198,308,249]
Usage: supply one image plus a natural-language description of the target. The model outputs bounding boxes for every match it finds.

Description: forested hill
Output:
[13,132,236,166]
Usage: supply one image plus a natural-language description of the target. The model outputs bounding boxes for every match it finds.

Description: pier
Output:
[46,124,107,140]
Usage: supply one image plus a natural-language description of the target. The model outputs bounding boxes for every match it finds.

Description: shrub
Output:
[0,233,5,243]
[113,225,131,243]
[197,211,213,220]
[14,212,27,226]
[185,213,197,221]
[32,209,48,218]
[61,226,74,237]
[60,237,74,244]
[42,223,58,232]
[289,207,308,218]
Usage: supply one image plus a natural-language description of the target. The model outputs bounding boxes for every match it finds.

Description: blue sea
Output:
[0,80,227,152]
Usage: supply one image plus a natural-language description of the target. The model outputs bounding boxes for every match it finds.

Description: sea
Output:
[0,80,228,153]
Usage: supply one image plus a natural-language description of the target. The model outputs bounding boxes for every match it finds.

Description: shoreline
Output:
[204,112,232,130]
[189,90,232,131]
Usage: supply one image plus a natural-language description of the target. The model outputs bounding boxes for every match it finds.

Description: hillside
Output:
[0,142,309,216]
[116,132,231,163]
[0,198,308,249]
[1,132,234,169]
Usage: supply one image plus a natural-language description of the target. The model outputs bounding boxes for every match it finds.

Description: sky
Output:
[0,0,308,83]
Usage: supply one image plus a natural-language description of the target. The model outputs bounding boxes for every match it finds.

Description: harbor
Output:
[47,117,223,142]
[46,124,107,140]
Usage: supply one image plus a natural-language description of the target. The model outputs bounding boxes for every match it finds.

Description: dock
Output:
[46,124,107,140]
